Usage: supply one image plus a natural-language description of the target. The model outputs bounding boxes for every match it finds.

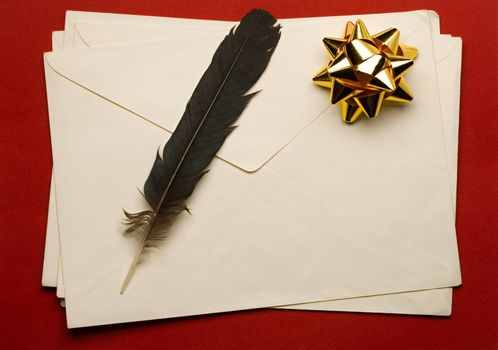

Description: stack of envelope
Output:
[41,9,463,328]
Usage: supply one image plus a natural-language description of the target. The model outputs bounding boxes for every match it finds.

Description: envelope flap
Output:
[45,30,330,172]
[74,22,227,48]
[63,10,231,49]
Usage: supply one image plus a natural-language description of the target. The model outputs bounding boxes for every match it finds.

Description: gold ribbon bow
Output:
[313,19,418,123]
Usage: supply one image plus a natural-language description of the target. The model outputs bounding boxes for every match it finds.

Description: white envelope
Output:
[43,22,463,316]
[44,11,462,327]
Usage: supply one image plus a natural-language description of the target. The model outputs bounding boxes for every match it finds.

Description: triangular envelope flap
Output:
[46,30,328,172]
[45,61,458,328]
[48,12,427,172]
[74,22,228,48]
[64,10,232,49]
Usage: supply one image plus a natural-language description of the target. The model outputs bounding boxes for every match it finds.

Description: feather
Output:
[120,9,281,294]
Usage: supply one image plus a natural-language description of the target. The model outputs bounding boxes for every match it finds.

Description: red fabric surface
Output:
[1,0,497,348]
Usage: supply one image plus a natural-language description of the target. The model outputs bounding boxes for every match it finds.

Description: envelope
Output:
[44,11,461,327]
[43,20,463,317]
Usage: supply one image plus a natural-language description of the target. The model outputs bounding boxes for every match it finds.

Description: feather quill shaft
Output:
[120,9,281,294]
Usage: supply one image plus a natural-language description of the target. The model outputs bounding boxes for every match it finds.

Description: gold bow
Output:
[313,19,418,123]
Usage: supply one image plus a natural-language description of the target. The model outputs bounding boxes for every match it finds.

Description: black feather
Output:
[120,9,281,293]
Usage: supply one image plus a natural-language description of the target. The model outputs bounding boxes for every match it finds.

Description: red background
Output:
[1,0,497,349]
